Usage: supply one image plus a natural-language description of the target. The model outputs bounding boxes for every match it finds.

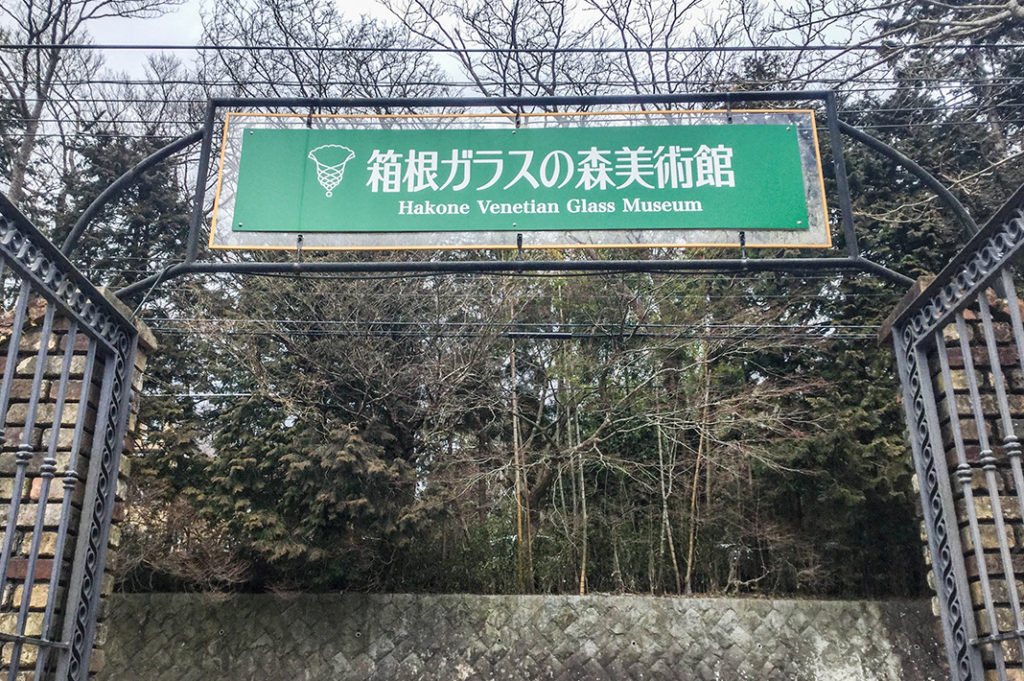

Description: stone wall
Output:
[97,593,947,681]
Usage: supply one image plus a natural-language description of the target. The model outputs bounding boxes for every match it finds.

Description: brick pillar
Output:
[935,294,1024,680]
[0,290,155,678]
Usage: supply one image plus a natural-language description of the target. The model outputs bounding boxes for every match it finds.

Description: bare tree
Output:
[380,0,779,107]
[0,0,184,205]
[199,0,449,103]
[380,0,612,108]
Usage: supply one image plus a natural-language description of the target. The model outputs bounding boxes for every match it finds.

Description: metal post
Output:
[185,102,217,262]
[824,92,859,258]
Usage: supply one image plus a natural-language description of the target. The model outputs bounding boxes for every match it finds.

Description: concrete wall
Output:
[97,593,948,681]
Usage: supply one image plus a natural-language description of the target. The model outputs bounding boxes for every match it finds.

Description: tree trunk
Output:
[684,343,711,595]
[510,341,528,593]
[658,423,683,593]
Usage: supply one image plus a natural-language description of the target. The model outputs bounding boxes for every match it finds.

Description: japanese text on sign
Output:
[365,145,735,193]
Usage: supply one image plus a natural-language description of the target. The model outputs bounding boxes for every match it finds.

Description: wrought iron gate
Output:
[891,186,1024,681]
[0,196,138,680]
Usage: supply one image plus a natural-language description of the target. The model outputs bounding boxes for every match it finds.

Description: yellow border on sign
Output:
[209,109,832,252]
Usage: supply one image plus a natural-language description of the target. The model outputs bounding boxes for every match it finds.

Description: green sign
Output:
[210,113,830,250]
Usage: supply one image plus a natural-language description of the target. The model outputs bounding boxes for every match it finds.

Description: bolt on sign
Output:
[210,111,831,251]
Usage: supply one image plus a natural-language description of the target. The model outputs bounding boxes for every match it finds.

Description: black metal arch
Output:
[47,90,977,299]
[0,91,1007,681]
[61,129,204,255]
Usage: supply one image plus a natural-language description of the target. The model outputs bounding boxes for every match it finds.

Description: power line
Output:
[142,318,881,343]
[143,392,255,398]
[144,318,881,329]
[143,328,877,342]
[132,270,882,286]
[13,102,1024,125]
[19,116,1016,138]
[7,84,1024,108]
[124,284,895,299]
[5,42,1024,53]
[13,75,1024,90]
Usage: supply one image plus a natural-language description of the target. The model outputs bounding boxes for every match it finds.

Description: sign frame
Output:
[209,109,831,252]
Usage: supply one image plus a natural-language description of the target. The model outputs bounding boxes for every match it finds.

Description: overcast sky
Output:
[86,0,392,75]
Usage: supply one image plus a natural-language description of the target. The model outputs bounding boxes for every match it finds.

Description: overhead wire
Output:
[5,42,1024,53]
[6,82,1024,102]
[5,88,1024,111]
[8,75,1024,93]
[141,314,885,344]
[143,327,879,341]
[143,318,881,329]
[17,117,1018,139]
[12,101,1024,125]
